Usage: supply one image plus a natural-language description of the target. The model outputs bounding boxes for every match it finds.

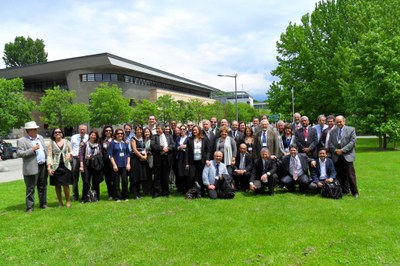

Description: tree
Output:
[89,83,132,127]
[0,78,35,136]
[131,99,158,125]
[38,86,90,129]
[3,36,48,68]
[155,95,180,124]
[269,0,400,147]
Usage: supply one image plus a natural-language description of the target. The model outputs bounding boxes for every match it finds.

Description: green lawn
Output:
[0,139,399,265]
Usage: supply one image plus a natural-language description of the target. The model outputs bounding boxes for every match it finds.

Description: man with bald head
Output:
[329,115,359,197]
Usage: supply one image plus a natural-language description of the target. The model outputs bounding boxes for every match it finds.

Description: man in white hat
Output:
[17,121,48,212]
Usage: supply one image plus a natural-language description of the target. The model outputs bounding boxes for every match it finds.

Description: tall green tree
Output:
[131,99,158,125]
[155,95,180,124]
[0,78,35,136]
[2,36,48,68]
[89,83,132,127]
[38,86,90,129]
[269,0,400,147]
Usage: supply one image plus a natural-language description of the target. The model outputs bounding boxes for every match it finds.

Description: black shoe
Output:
[353,193,359,198]
[152,193,159,199]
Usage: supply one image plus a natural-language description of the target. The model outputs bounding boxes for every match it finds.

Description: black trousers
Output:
[335,156,358,195]
[281,174,310,191]
[103,160,114,198]
[113,167,128,200]
[83,165,101,201]
[154,156,170,195]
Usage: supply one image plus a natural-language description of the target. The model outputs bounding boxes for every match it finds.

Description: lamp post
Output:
[218,74,238,121]
[291,87,295,123]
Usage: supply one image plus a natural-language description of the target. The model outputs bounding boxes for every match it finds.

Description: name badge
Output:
[103,143,107,149]
[119,152,125,157]
[305,138,308,142]
[262,143,267,147]
[248,147,252,151]
[194,148,201,154]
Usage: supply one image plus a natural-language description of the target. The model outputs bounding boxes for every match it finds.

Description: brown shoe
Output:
[40,204,48,209]
[26,208,33,213]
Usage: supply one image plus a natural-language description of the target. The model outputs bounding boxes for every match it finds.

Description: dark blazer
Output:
[210,127,220,138]
[281,153,313,178]
[328,126,356,163]
[202,129,216,154]
[310,158,336,182]
[185,137,211,165]
[253,129,280,159]
[229,130,244,147]
[233,152,253,172]
[175,136,189,176]
[295,126,318,158]
[151,133,175,167]
[250,158,277,183]
[319,127,332,150]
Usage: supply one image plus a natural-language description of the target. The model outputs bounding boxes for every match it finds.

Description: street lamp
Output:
[218,74,238,121]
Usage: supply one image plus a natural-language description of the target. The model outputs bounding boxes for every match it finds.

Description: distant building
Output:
[212,90,254,107]
[0,53,217,134]
[253,102,268,109]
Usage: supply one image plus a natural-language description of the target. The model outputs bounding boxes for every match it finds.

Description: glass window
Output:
[95,73,102,81]
[87,74,95,81]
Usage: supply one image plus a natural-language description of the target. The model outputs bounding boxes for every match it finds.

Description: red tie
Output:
[304,127,308,140]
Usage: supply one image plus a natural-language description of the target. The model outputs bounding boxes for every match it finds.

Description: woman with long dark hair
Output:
[130,125,148,199]
[175,124,189,193]
[100,125,114,200]
[186,125,210,195]
[79,130,103,202]
[47,128,72,207]
[143,127,153,196]
[108,128,131,201]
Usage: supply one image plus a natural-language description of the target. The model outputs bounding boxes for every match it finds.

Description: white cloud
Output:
[0,0,319,100]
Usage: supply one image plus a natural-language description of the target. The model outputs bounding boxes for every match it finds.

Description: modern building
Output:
[211,90,254,107]
[0,53,217,134]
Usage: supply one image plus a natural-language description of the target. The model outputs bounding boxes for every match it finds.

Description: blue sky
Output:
[0,0,318,101]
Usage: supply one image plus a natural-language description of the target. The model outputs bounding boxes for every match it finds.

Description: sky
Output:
[0,0,319,101]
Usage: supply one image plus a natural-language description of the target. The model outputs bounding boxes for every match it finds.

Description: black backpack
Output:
[321,180,342,199]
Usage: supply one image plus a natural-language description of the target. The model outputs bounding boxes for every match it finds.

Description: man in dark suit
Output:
[250,148,277,195]
[280,144,316,192]
[202,119,216,153]
[310,148,337,190]
[319,115,336,155]
[229,120,244,148]
[291,112,302,133]
[329,115,359,197]
[151,123,175,197]
[210,117,220,138]
[295,116,318,158]
[253,119,280,159]
[231,143,253,191]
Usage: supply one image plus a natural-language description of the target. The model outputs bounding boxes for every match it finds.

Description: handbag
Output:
[90,154,104,171]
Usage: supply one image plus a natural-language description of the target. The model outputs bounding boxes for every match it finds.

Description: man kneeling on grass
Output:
[249,148,278,196]
[202,151,235,199]
[309,148,337,191]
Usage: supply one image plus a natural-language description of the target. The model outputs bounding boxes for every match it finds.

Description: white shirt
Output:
[71,133,89,156]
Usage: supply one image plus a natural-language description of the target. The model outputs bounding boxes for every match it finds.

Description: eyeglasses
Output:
[105,129,112,132]
[54,131,62,134]
[180,128,186,131]
[116,133,124,135]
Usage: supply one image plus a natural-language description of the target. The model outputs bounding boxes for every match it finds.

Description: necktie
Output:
[239,154,245,169]
[338,128,342,140]
[304,127,308,140]
[292,157,298,181]
[262,131,267,143]
[263,159,267,172]
[215,163,220,176]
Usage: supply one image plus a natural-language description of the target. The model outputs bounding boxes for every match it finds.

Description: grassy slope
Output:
[0,139,399,265]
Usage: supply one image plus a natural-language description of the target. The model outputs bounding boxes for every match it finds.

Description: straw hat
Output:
[23,121,40,129]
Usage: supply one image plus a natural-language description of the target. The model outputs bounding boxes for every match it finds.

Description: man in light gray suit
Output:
[17,121,48,212]
[329,115,359,197]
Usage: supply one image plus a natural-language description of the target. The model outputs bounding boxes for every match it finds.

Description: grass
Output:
[0,138,399,265]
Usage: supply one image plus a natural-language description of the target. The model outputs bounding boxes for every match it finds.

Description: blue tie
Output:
[215,163,220,176]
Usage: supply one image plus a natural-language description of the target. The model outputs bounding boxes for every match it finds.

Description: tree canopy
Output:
[2,36,48,68]
[268,0,400,148]
[38,86,90,129]
[88,83,133,127]
[0,78,35,137]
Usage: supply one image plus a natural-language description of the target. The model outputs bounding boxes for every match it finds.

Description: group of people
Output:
[17,112,359,212]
